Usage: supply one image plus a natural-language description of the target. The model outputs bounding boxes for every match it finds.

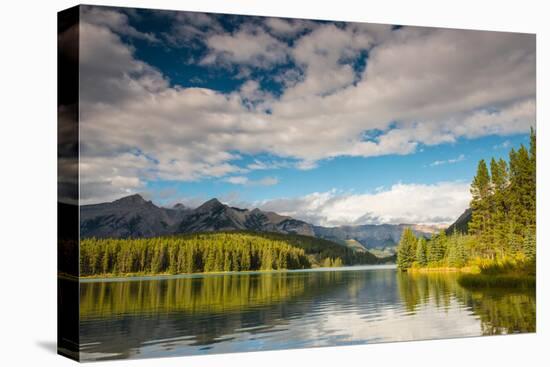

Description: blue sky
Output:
[145,134,529,205]
[75,6,536,226]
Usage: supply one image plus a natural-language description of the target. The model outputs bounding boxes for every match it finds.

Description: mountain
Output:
[446,208,472,235]
[80,194,186,238]
[80,194,314,238]
[80,194,438,252]
[313,223,438,250]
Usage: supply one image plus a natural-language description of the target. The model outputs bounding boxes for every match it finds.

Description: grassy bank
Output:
[407,258,536,289]
[408,266,474,274]
[457,258,535,289]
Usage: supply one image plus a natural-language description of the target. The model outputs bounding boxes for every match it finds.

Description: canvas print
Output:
[57,4,536,362]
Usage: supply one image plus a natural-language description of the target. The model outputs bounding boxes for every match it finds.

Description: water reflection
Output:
[76,266,535,361]
[397,272,536,335]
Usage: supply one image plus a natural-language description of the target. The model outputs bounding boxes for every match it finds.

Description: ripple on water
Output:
[76,267,535,361]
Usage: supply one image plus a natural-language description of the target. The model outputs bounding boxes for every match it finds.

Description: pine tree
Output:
[509,144,535,237]
[490,157,509,258]
[397,228,417,270]
[447,231,466,268]
[469,159,493,258]
[415,237,428,267]
[523,227,536,261]
[427,231,447,264]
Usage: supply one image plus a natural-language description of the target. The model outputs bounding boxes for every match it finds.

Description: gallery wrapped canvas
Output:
[58,4,536,362]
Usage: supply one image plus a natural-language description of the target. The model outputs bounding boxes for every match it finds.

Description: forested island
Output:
[80,231,390,277]
[397,129,536,288]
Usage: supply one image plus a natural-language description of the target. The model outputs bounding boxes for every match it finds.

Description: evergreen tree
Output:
[469,159,493,258]
[523,227,536,261]
[427,231,447,264]
[490,157,509,257]
[415,237,428,267]
[447,231,467,267]
[397,228,417,270]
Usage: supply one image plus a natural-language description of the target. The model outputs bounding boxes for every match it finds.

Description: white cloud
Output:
[201,25,289,68]
[223,176,279,186]
[162,11,224,46]
[283,23,376,99]
[264,18,314,38]
[246,159,291,170]
[255,182,471,226]
[429,154,466,167]
[223,176,249,185]
[81,6,159,43]
[78,21,168,105]
[77,9,535,204]
[493,140,512,150]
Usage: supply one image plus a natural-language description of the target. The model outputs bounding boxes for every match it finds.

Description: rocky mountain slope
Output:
[80,194,442,251]
[80,194,313,238]
[445,208,472,235]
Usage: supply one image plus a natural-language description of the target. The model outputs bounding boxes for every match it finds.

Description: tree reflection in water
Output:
[397,272,535,334]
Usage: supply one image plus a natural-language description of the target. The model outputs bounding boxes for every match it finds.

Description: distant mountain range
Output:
[80,194,455,253]
[80,194,313,239]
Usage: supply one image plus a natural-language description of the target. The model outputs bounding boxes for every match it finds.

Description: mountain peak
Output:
[196,198,224,212]
[113,194,148,205]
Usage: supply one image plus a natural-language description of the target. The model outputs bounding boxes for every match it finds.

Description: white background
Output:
[0,0,547,366]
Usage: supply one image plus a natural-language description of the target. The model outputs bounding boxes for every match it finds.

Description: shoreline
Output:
[407,266,477,274]
[63,264,398,283]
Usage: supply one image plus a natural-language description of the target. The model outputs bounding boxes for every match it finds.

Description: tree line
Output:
[251,231,386,265]
[80,232,311,276]
[397,128,536,270]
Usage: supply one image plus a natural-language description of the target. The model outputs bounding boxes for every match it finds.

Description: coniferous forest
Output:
[397,129,536,287]
[80,231,388,276]
[81,232,311,276]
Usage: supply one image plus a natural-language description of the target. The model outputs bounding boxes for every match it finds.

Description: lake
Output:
[75,265,535,361]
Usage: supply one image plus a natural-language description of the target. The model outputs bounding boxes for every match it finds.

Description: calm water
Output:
[76,265,535,361]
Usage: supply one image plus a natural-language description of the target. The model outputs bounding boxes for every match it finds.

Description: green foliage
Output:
[80,232,311,276]
[447,231,468,268]
[410,128,535,274]
[523,228,536,262]
[427,231,447,264]
[415,237,428,267]
[321,257,344,268]
[397,228,417,270]
[80,231,384,276]
[241,231,386,266]
[469,159,493,256]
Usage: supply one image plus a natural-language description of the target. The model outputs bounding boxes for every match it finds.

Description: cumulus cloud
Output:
[264,17,315,38]
[162,11,224,46]
[78,8,535,205]
[201,25,289,68]
[254,182,471,226]
[81,6,160,43]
